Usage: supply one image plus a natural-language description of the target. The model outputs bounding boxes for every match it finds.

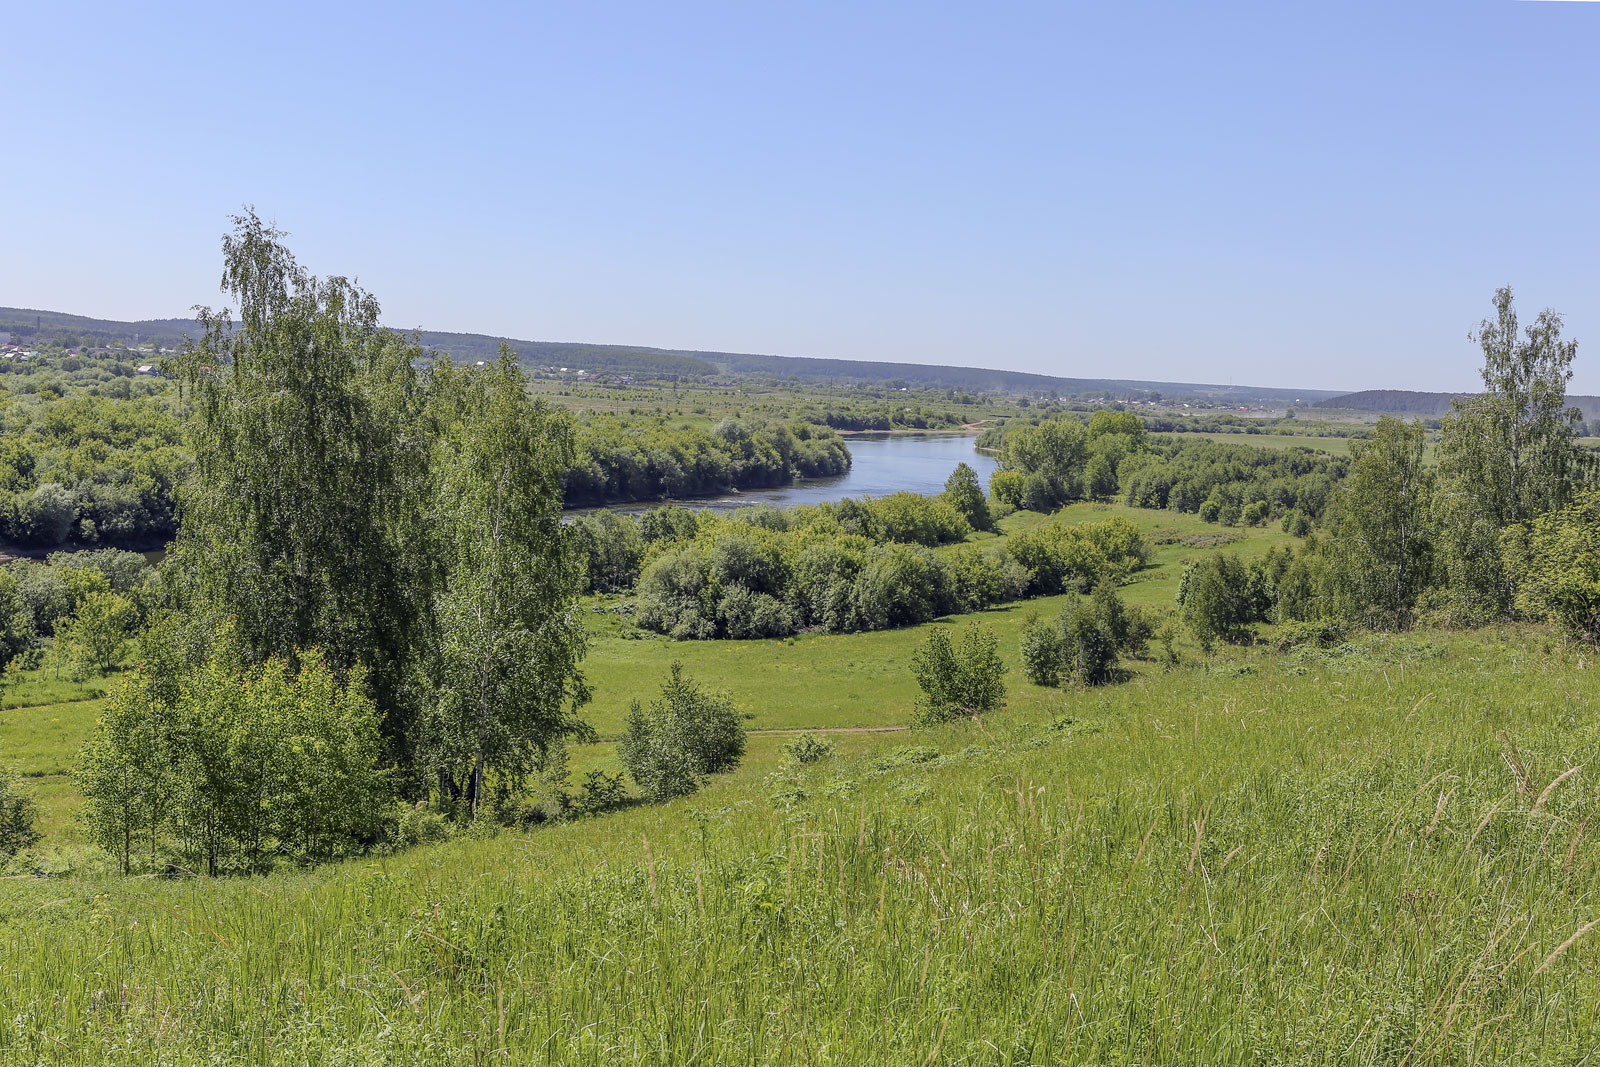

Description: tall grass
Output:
[2,629,1597,1063]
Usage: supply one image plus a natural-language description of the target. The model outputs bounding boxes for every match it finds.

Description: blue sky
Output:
[4,1,1598,392]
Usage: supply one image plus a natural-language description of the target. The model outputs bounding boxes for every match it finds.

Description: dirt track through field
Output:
[747,726,909,736]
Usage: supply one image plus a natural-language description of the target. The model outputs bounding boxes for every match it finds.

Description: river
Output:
[573,432,999,517]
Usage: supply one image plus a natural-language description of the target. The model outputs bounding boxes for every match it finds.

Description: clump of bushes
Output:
[1020,580,1150,687]
[620,662,746,800]
[631,507,1147,641]
[909,622,1007,726]
[783,733,837,765]
[76,642,390,875]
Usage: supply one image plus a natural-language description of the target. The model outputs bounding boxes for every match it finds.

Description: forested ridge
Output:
[1,304,1343,403]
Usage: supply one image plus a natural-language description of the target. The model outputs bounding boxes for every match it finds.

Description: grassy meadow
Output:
[3,625,1599,1063]
[3,499,1600,1062]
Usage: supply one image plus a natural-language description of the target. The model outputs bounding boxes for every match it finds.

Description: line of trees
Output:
[1175,287,1596,643]
[980,410,1346,527]
[564,417,850,507]
[568,488,1147,640]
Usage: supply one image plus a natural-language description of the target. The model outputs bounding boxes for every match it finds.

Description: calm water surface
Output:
[577,433,998,517]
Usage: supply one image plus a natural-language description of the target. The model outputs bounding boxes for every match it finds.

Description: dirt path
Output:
[747,726,909,736]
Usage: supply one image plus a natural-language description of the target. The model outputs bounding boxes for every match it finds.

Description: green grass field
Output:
[5,501,1597,1063]
[3,625,1597,1063]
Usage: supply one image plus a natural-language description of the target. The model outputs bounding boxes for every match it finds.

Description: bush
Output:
[620,662,746,801]
[0,769,39,861]
[1020,614,1065,686]
[943,462,994,532]
[574,770,629,814]
[1023,581,1141,687]
[382,802,455,851]
[910,623,1007,726]
[77,646,391,875]
[1503,489,1600,643]
[783,733,837,765]
[1271,619,1349,651]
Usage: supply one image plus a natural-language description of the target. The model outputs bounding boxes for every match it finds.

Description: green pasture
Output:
[3,626,1598,1063]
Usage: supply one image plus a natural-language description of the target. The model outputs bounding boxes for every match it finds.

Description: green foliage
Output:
[77,645,389,875]
[1121,437,1346,523]
[1435,287,1590,619]
[0,389,187,550]
[634,500,1139,641]
[564,417,849,507]
[1179,554,1260,650]
[422,354,593,818]
[942,462,993,531]
[56,590,136,676]
[1020,613,1065,686]
[620,662,745,801]
[574,769,629,815]
[1327,416,1434,628]
[999,418,1090,510]
[0,767,38,861]
[1021,580,1140,688]
[782,733,837,765]
[568,509,646,593]
[909,623,1006,725]
[1005,515,1148,595]
[170,212,436,763]
[1503,489,1600,642]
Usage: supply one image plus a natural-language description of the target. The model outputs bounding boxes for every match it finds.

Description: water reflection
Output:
[571,433,999,517]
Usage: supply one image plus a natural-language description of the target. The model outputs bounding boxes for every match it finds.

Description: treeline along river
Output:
[570,433,999,517]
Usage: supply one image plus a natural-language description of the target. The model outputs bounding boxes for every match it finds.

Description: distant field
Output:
[1166,430,1356,454]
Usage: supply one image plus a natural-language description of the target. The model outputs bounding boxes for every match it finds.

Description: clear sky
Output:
[4,1,1598,393]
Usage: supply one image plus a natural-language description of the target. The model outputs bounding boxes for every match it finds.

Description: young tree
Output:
[1178,554,1259,650]
[78,644,389,875]
[1329,416,1434,628]
[422,353,592,818]
[942,462,993,532]
[620,662,745,801]
[56,590,137,676]
[169,212,435,764]
[1435,287,1587,618]
[910,622,1007,725]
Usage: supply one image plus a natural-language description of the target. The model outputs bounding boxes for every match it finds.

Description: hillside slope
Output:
[0,305,1342,402]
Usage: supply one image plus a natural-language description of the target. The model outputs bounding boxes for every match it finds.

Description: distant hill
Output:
[1317,389,1600,420]
[0,305,1343,404]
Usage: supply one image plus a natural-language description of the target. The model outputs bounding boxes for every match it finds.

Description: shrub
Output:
[1503,489,1600,643]
[0,769,39,861]
[574,770,629,814]
[77,646,391,875]
[910,623,1007,726]
[1020,614,1065,687]
[1271,619,1349,651]
[783,733,837,765]
[619,662,745,801]
[1024,581,1141,687]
